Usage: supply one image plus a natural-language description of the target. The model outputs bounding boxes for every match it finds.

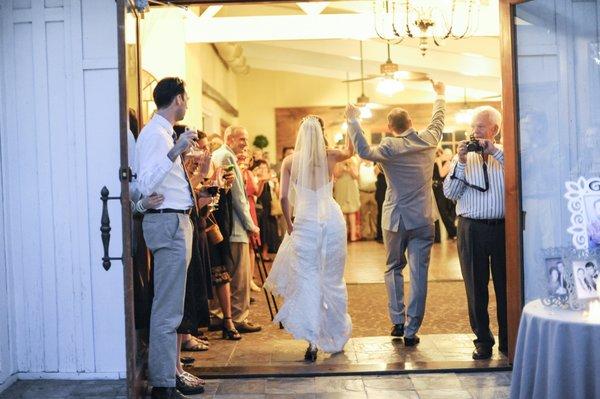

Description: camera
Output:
[466,135,484,153]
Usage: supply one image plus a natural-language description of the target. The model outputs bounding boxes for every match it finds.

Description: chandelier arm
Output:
[405,0,413,38]
[450,0,476,39]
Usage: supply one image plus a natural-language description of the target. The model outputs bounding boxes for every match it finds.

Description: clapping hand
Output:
[345,103,361,120]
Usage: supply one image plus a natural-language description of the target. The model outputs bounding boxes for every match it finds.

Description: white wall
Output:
[0,0,125,382]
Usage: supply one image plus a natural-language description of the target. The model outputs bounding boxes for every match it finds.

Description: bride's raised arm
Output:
[279,155,294,235]
[329,127,355,162]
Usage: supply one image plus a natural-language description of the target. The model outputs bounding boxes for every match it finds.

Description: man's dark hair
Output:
[585,261,595,269]
[250,159,268,171]
[128,108,139,139]
[153,77,186,109]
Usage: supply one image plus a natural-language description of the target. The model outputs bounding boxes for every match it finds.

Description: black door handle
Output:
[100,186,123,270]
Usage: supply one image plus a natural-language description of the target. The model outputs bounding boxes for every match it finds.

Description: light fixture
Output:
[374,0,481,56]
[455,88,474,125]
[356,41,373,119]
[341,121,348,131]
[377,77,405,97]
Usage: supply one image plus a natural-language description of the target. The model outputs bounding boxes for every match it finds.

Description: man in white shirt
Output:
[358,160,378,240]
[212,126,262,333]
[443,106,507,360]
[136,77,203,398]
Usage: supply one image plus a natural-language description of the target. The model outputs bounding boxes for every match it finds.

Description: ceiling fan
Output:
[342,42,430,85]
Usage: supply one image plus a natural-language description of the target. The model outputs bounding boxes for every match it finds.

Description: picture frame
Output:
[540,247,572,309]
[571,258,600,300]
[565,176,600,249]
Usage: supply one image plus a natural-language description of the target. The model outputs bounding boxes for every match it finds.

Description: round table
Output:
[510,299,600,399]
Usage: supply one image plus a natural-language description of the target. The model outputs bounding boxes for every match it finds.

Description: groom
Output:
[347,81,446,345]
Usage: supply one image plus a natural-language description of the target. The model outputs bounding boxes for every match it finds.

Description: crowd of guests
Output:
[129,77,291,399]
[130,76,506,399]
[330,144,458,244]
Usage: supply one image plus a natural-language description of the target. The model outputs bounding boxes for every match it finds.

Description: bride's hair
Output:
[300,115,328,147]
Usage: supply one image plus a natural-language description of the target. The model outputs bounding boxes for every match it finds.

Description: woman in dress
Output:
[265,115,354,362]
[333,156,361,241]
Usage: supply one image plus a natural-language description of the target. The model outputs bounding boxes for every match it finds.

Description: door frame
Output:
[116,1,527,395]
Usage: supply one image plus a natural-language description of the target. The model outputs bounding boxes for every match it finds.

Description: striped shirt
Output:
[443,146,505,219]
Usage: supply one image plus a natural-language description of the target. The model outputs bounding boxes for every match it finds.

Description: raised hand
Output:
[345,103,361,120]
[169,130,198,161]
[431,81,445,96]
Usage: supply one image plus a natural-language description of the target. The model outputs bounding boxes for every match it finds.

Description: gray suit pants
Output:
[383,219,435,337]
[143,213,193,388]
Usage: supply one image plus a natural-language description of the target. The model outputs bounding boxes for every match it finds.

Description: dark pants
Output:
[433,182,457,241]
[375,192,385,240]
[457,217,507,350]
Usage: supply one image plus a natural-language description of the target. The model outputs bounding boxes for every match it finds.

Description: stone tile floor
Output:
[0,371,512,398]
[189,334,508,374]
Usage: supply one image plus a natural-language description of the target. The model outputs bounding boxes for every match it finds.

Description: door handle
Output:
[100,186,123,270]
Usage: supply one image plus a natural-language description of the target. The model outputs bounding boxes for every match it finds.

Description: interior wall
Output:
[0,0,126,378]
[186,43,239,133]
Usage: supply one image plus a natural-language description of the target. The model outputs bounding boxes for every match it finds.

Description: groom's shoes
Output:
[390,324,404,337]
[404,335,420,347]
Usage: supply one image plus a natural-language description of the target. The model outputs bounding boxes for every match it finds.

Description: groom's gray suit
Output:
[348,96,445,337]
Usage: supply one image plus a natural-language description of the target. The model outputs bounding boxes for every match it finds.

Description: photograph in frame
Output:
[545,257,568,297]
[584,193,600,250]
[572,259,600,300]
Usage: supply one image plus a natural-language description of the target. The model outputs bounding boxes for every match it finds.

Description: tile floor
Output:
[0,371,512,398]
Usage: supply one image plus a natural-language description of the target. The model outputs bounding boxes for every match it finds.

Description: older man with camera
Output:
[443,106,507,360]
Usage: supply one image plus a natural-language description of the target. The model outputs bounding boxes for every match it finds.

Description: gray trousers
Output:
[142,213,193,388]
[210,241,250,323]
[383,219,435,337]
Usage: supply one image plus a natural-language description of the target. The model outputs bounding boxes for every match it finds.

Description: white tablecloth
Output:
[510,299,600,399]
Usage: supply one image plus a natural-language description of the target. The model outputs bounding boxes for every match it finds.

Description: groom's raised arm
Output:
[347,117,392,163]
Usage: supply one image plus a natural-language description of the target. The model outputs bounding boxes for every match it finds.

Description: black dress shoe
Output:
[498,346,508,357]
[391,324,404,337]
[234,321,262,333]
[176,373,205,395]
[151,387,191,399]
[404,336,420,346]
[472,346,493,360]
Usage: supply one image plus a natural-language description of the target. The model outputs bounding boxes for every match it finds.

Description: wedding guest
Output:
[171,127,213,393]
[212,126,262,333]
[433,148,457,242]
[136,77,204,398]
[443,105,507,360]
[208,133,223,153]
[374,163,386,244]
[358,159,378,240]
[252,159,282,259]
[238,149,262,293]
[334,155,361,241]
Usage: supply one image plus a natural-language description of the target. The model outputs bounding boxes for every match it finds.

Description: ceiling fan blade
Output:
[342,75,380,83]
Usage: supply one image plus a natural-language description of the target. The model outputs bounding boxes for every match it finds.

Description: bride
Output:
[264,114,354,362]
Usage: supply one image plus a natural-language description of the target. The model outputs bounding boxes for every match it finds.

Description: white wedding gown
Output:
[265,181,352,353]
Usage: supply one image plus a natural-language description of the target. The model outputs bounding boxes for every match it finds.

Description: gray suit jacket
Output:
[348,98,445,232]
[212,144,257,243]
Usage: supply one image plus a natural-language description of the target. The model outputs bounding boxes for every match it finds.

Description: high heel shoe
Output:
[304,344,318,362]
[222,317,242,340]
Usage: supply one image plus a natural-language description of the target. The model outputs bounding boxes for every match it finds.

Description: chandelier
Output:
[373,0,481,56]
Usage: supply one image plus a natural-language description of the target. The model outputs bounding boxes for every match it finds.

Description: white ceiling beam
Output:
[199,5,222,20]
[184,12,499,43]
[296,2,328,15]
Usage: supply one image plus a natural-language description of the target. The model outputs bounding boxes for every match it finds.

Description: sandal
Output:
[181,337,209,352]
[181,371,205,386]
[222,317,242,341]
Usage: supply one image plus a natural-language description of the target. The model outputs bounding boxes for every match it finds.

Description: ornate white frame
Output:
[565,177,600,249]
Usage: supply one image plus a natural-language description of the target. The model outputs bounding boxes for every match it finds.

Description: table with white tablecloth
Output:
[510,299,600,399]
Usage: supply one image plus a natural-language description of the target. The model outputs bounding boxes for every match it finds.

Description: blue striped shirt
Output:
[443,146,505,219]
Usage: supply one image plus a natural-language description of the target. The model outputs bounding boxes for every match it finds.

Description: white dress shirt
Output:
[135,114,193,210]
[443,146,505,219]
[358,162,377,192]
